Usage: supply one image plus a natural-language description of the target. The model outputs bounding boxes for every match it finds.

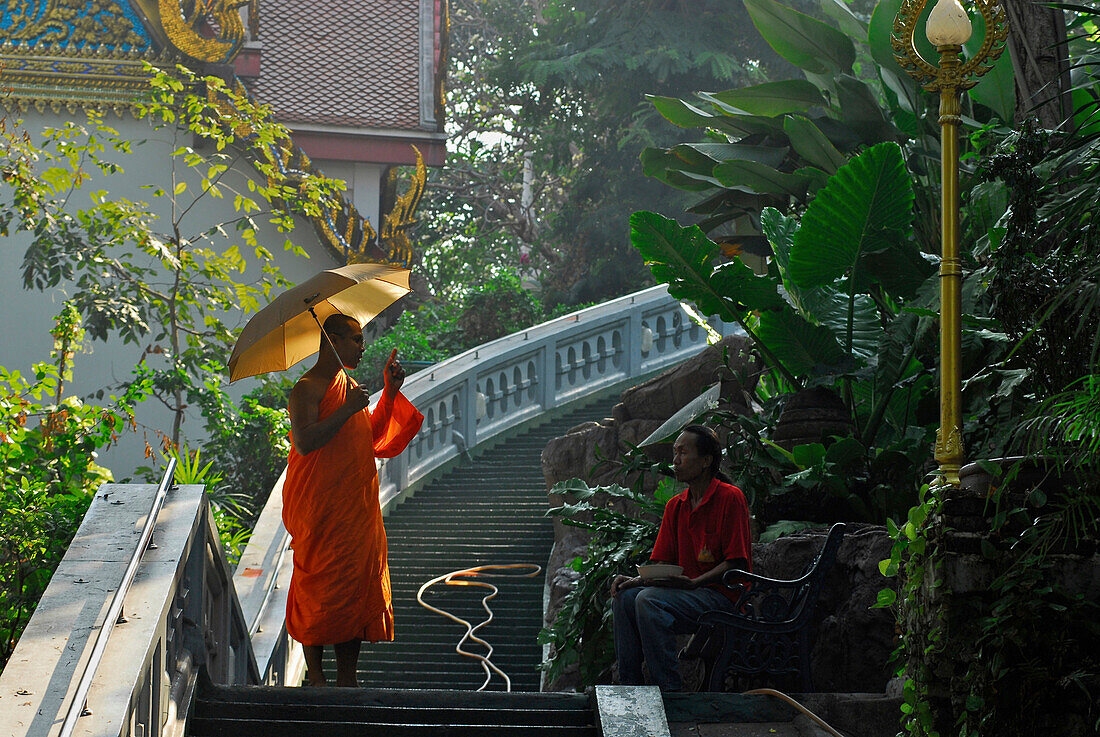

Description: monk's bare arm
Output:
[289,376,371,454]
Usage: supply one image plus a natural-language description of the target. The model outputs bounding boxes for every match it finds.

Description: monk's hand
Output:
[343,384,372,414]
[383,348,405,397]
[610,574,641,597]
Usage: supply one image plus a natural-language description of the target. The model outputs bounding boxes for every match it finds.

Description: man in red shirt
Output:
[610,424,752,691]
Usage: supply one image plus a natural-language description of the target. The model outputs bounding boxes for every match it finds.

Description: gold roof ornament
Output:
[158,0,256,65]
[372,146,427,268]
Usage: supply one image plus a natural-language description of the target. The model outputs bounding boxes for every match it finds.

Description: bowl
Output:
[637,563,683,580]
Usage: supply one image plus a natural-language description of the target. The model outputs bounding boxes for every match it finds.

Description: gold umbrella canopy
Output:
[228,263,411,383]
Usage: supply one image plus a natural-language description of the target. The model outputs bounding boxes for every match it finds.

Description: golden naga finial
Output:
[159,0,254,64]
[372,146,427,268]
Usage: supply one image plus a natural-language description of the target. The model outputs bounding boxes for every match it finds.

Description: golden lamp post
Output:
[892,0,1008,485]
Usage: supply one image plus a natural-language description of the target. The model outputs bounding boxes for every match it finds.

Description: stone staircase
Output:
[188,678,599,736]
[331,392,620,691]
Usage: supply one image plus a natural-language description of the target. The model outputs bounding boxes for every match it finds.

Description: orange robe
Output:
[282,370,423,646]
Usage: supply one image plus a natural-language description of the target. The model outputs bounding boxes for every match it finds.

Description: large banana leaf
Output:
[788,141,918,298]
[744,0,856,75]
[783,116,847,174]
[640,147,722,192]
[713,160,814,198]
[756,304,848,377]
[640,143,789,183]
[837,76,899,144]
[707,80,826,117]
[629,211,783,321]
[648,96,782,137]
[818,0,868,41]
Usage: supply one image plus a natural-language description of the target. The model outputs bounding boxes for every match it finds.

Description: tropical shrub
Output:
[0,305,148,671]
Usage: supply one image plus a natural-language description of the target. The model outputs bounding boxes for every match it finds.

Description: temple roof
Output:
[251,0,428,132]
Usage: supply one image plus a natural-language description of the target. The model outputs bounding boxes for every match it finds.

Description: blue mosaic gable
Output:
[1,0,153,52]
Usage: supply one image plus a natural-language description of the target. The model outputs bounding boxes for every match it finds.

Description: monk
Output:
[284,313,423,687]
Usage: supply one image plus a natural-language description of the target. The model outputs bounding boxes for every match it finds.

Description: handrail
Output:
[58,457,178,737]
[248,524,290,638]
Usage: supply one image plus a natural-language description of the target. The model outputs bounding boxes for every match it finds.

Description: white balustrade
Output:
[0,483,258,737]
[376,285,736,509]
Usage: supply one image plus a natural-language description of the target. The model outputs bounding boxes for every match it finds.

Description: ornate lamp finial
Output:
[927,0,973,46]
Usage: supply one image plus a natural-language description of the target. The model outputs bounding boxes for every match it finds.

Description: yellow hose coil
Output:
[416,564,542,692]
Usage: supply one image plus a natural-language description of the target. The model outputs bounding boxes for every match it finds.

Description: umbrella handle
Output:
[309,307,351,381]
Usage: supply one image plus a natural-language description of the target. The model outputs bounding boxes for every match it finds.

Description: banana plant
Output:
[640,0,1014,244]
[632,141,936,449]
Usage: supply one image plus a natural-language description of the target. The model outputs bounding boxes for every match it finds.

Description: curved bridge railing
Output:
[378,284,736,507]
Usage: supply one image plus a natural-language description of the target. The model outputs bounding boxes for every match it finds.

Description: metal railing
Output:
[0,474,259,737]
[57,459,178,737]
[235,284,738,682]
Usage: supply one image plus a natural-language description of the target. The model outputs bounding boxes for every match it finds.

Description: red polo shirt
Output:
[651,477,752,602]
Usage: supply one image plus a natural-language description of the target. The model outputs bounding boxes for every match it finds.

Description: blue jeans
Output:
[612,585,733,691]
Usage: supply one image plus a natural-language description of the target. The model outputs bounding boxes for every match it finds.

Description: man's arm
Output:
[609,559,678,597]
[678,556,749,589]
[289,376,371,455]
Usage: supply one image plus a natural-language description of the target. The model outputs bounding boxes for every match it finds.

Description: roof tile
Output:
[252,0,425,131]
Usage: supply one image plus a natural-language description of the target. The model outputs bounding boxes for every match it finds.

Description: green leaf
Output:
[713,160,812,198]
[756,305,847,376]
[788,142,917,299]
[801,290,883,363]
[783,116,847,174]
[825,436,865,466]
[744,0,856,75]
[792,442,826,468]
[837,76,898,144]
[872,588,897,608]
[173,181,187,195]
[710,260,787,312]
[964,14,1015,122]
[648,95,721,128]
[680,143,790,168]
[629,212,781,320]
[707,80,827,117]
[818,0,869,40]
[761,207,798,273]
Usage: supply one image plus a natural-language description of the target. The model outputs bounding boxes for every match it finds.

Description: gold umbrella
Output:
[228,263,411,382]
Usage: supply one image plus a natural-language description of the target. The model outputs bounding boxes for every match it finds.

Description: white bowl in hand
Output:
[637,563,683,580]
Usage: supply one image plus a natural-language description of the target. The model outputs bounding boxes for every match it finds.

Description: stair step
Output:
[188,717,596,736]
[194,701,591,726]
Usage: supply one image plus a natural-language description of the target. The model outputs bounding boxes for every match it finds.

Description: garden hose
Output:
[416,564,542,692]
[742,688,846,737]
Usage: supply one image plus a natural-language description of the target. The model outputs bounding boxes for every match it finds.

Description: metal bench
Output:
[682,522,847,692]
